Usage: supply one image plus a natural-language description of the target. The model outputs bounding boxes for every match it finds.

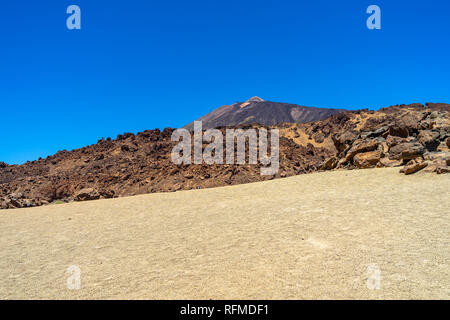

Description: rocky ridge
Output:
[318,103,450,175]
[1,102,449,210]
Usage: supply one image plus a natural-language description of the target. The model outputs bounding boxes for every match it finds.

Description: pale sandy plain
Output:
[0,168,449,299]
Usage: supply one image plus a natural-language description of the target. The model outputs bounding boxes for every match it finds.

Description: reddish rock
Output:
[417,130,440,151]
[99,189,115,199]
[389,143,425,161]
[74,188,100,201]
[332,131,359,153]
[387,125,409,138]
[423,151,450,162]
[353,151,381,168]
[379,141,389,154]
[385,135,406,148]
[436,166,450,174]
[345,139,379,162]
[425,103,450,111]
[401,158,428,175]
[379,157,403,167]
[320,157,338,170]
[1,103,449,209]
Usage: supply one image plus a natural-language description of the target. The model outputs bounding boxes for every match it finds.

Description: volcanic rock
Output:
[332,131,359,153]
[1,100,449,210]
[379,158,403,167]
[361,126,389,139]
[345,139,379,162]
[389,143,425,161]
[401,158,428,175]
[74,188,100,201]
[385,135,407,148]
[387,125,409,138]
[320,157,338,170]
[184,97,347,130]
[353,151,381,169]
[436,166,450,174]
[418,130,440,151]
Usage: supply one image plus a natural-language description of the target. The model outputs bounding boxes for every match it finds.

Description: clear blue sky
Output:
[1,0,449,164]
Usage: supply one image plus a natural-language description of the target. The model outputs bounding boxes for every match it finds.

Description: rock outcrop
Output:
[0,125,331,209]
[1,102,449,210]
[319,103,450,175]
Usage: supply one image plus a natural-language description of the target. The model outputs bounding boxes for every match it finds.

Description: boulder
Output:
[430,111,440,119]
[332,131,359,153]
[436,166,450,174]
[23,200,35,208]
[74,188,100,201]
[417,130,440,151]
[320,157,338,170]
[0,193,35,209]
[437,140,450,152]
[437,125,450,139]
[422,161,438,173]
[378,141,389,154]
[423,151,449,162]
[10,192,24,200]
[336,157,349,169]
[312,132,325,143]
[425,102,450,111]
[353,151,381,168]
[401,158,428,175]
[0,200,8,210]
[361,126,389,139]
[395,113,422,132]
[421,152,449,172]
[387,125,409,138]
[419,119,435,130]
[121,144,138,152]
[385,135,406,148]
[345,139,379,162]
[9,198,22,208]
[379,157,403,167]
[389,142,424,161]
[99,189,115,199]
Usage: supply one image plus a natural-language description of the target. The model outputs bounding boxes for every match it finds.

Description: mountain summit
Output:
[240,96,264,108]
[248,96,264,102]
[184,98,346,130]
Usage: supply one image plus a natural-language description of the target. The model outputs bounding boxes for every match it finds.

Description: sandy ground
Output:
[0,168,449,299]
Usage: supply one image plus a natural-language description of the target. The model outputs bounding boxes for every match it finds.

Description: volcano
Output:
[184,97,347,130]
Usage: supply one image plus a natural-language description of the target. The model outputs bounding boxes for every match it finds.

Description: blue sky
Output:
[1,0,449,164]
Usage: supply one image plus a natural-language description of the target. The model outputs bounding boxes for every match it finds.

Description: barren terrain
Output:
[1,168,448,299]
[2,102,449,210]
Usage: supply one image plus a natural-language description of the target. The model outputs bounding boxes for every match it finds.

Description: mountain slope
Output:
[184,97,347,130]
[1,102,449,210]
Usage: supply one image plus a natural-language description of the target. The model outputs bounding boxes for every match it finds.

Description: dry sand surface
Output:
[0,168,449,299]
